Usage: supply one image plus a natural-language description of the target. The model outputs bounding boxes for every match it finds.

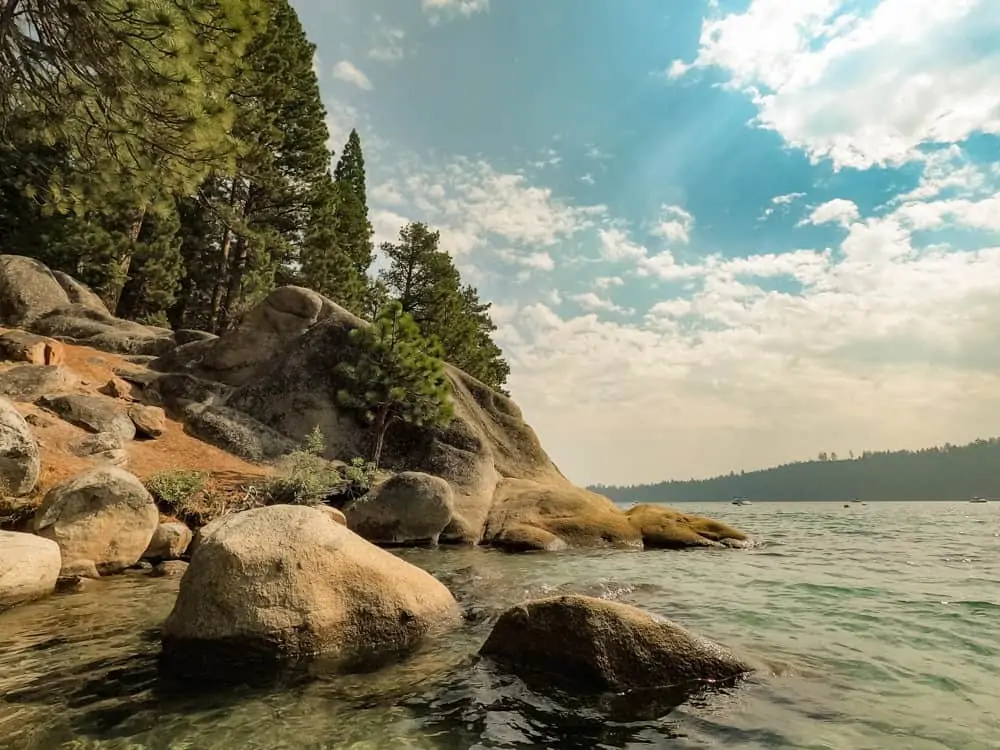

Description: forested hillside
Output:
[0,0,509,392]
[590,438,1000,502]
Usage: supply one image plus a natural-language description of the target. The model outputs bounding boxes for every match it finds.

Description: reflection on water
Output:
[1,501,999,749]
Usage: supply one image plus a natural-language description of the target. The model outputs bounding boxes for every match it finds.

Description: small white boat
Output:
[732,496,752,506]
[970,497,989,504]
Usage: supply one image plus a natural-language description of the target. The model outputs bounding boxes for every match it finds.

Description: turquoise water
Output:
[1,501,998,749]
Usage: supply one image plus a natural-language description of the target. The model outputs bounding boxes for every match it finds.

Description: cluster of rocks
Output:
[0,254,759,702]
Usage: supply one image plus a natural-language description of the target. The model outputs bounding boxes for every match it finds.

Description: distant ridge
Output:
[589,437,1000,503]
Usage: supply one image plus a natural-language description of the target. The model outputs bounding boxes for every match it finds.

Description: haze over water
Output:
[1,501,997,749]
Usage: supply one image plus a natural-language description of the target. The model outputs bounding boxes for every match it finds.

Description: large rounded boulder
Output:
[0,397,40,496]
[625,504,750,549]
[0,531,61,609]
[161,505,462,671]
[345,471,455,546]
[32,467,159,574]
[0,255,70,326]
[480,595,752,692]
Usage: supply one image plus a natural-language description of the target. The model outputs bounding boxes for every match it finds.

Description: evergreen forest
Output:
[590,438,1000,502]
[0,0,510,392]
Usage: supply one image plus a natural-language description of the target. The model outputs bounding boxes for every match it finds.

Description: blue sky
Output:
[292,0,1000,486]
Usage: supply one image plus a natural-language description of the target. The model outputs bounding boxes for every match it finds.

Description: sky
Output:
[292,0,1000,487]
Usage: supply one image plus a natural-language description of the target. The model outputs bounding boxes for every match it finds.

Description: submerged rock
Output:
[33,466,159,575]
[625,504,749,549]
[161,505,461,671]
[345,472,454,546]
[0,396,40,496]
[480,594,752,692]
[0,531,61,608]
[151,560,189,578]
[144,522,193,561]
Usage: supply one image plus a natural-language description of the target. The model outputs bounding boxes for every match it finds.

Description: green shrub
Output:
[264,427,344,506]
[145,470,208,516]
[343,457,377,493]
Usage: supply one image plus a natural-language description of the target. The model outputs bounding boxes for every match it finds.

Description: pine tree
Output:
[0,0,262,211]
[333,129,374,276]
[336,302,453,467]
[380,221,510,391]
[174,0,337,332]
[298,171,367,313]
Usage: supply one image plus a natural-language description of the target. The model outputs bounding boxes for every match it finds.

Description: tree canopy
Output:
[336,301,454,467]
[0,0,512,394]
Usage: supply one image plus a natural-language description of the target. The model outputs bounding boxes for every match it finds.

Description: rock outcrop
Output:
[625,504,750,549]
[161,505,462,670]
[128,404,167,439]
[0,531,61,608]
[0,255,70,326]
[0,396,40,495]
[50,270,110,315]
[0,330,64,366]
[345,471,454,546]
[32,467,159,574]
[143,522,193,561]
[0,364,79,401]
[37,394,136,441]
[480,595,752,692]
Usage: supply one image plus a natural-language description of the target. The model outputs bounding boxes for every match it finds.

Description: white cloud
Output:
[671,0,1000,169]
[580,173,596,185]
[594,275,624,290]
[651,204,694,244]
[802,198,860,227]
[498,249,556,273]
[571,292,632,315]
[369,22,406,62]
[599,228,646,261]
[422,0,489,20]
[772,192,806,206]
[332,60,373,91]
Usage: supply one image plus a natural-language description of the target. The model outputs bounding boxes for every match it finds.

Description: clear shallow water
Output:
[1,501,999,749]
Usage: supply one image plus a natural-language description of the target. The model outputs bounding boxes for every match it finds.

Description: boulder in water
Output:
[345,471,454,546]
[32,466,159,575]
[625,504,749,549]
[0,531,61,608]
[480,594,752,692]
[161,505,462,671]
[143,522,193,561]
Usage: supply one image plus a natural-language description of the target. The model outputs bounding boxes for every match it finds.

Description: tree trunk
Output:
[216,233,247,333]
[208,179,240,331]
[0,0,21,42]
[371,404,392,468]
[110,206,146,315]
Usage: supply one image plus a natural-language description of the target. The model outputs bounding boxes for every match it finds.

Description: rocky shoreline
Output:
[0,253,757,699]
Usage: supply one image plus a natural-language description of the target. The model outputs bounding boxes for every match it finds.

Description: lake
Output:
[1,501,998,749]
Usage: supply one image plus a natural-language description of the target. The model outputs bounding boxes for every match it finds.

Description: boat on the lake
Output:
[732,496,752,506]
[969,497,989,504]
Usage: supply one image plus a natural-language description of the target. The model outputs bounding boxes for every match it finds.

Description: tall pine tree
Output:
[333,129,374,277]
[380,221,510,392]
[172,0,336,332]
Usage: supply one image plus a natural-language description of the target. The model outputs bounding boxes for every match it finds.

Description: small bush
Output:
[343,457,377,493]
[146,470,209,516]
[264,427,344,506]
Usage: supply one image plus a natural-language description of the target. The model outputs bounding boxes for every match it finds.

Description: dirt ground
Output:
[0,332,271,515]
